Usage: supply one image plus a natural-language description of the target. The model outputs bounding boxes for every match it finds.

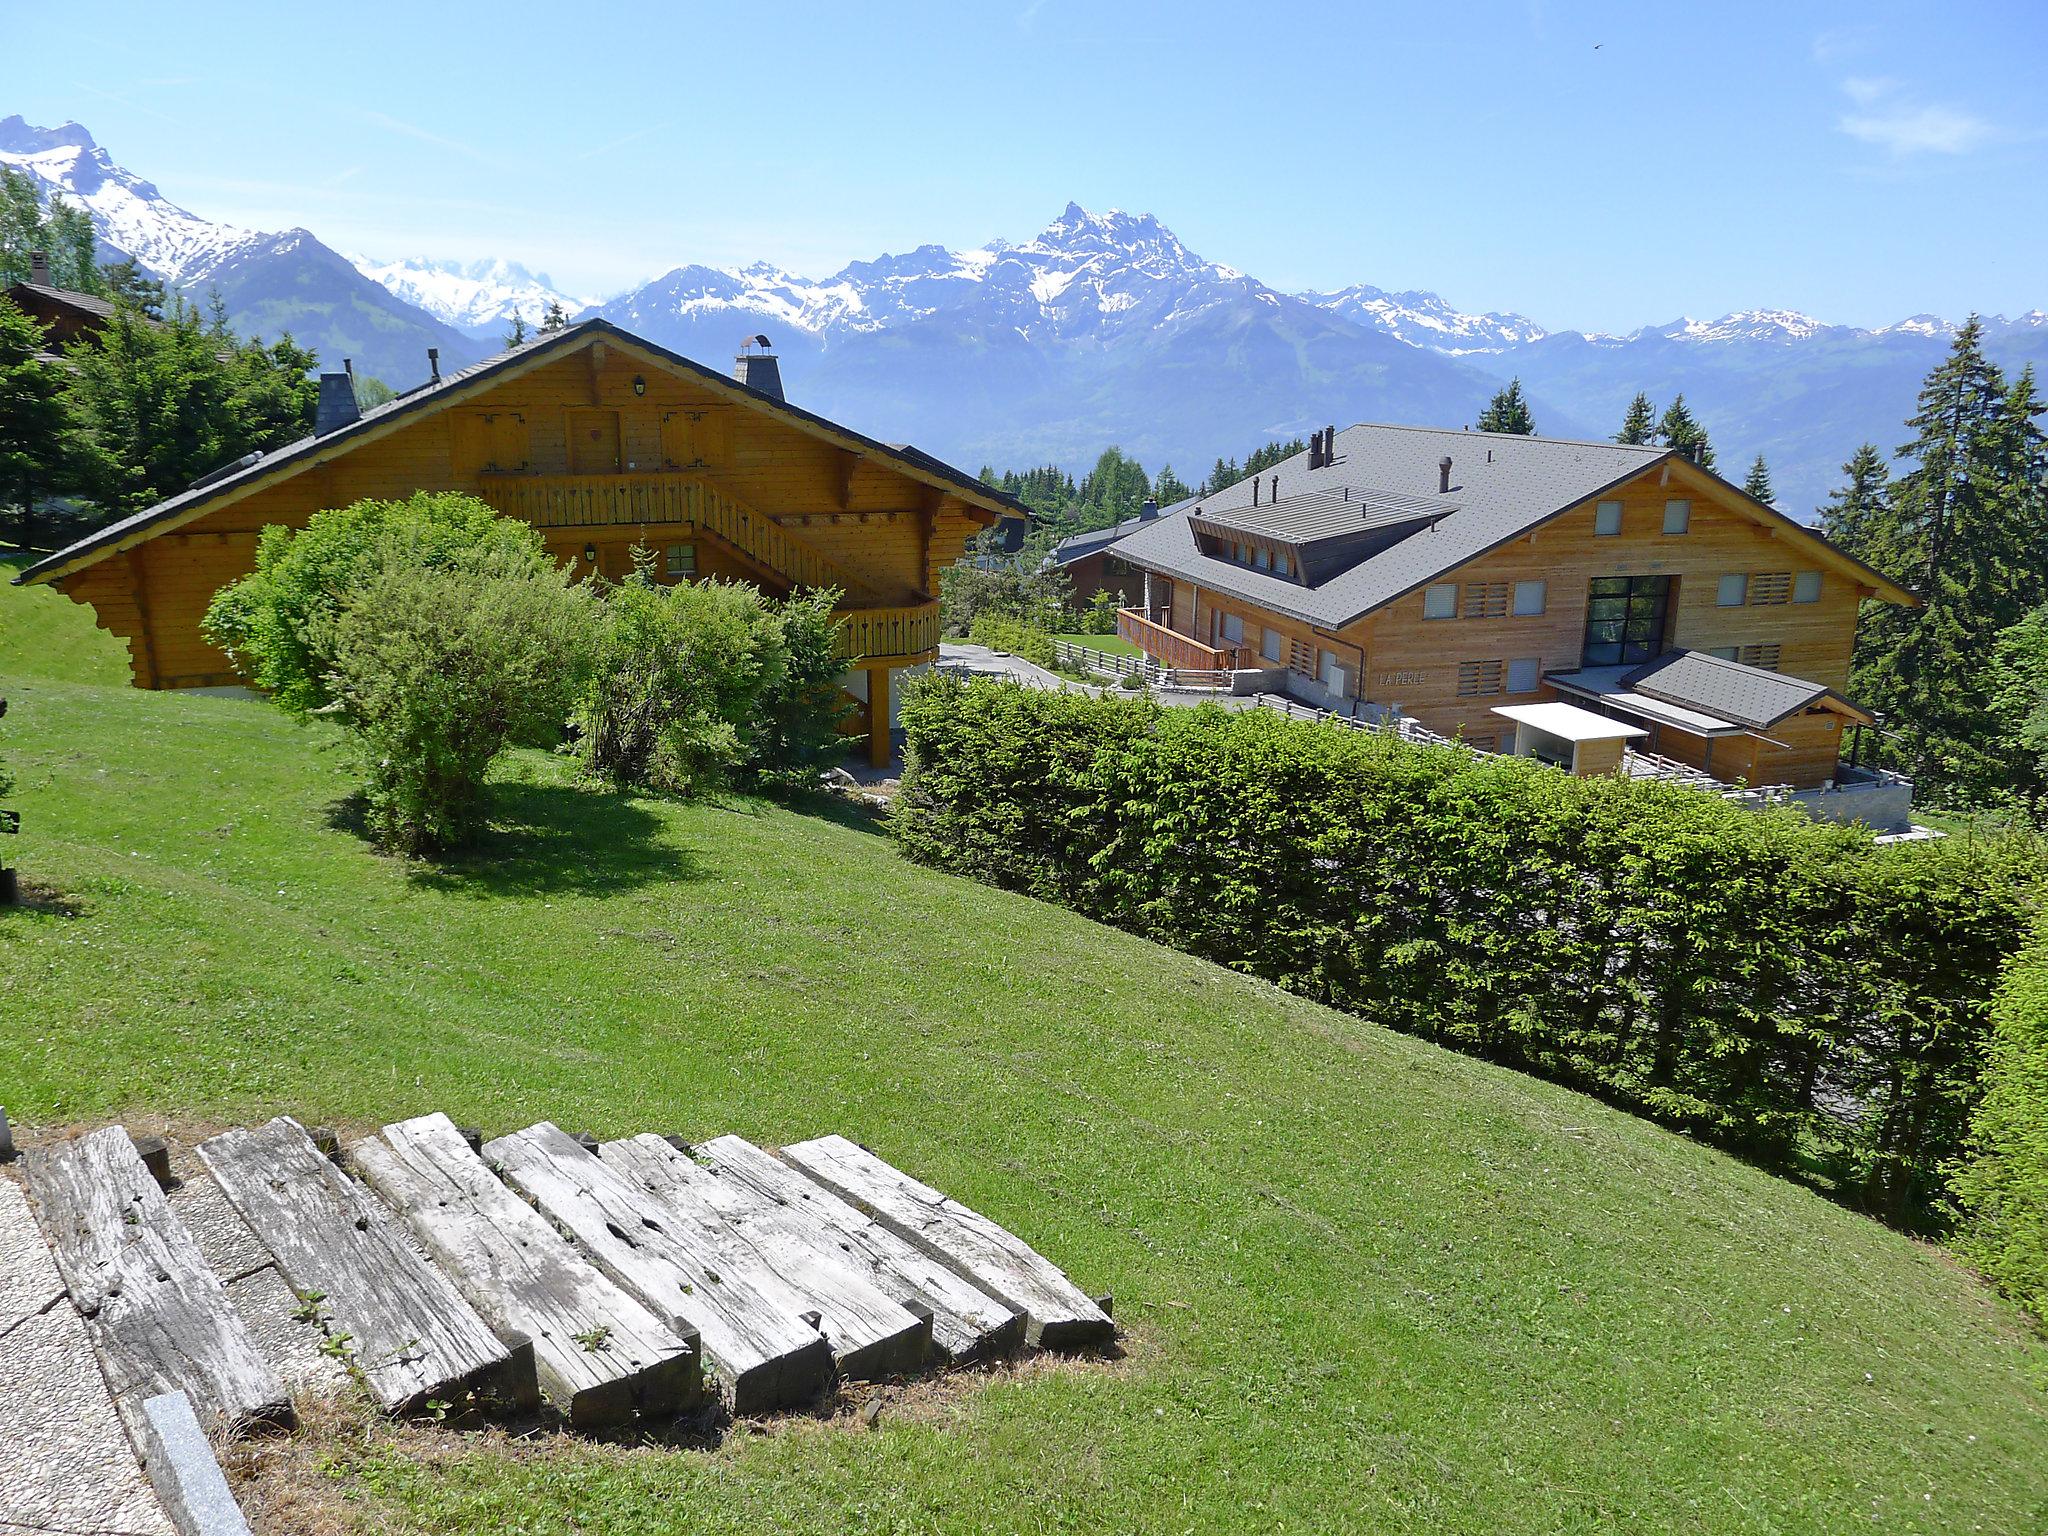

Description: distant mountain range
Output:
[6,114,2044,517]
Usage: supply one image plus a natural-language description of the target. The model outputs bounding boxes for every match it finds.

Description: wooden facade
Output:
[25,323,1011,766]
[1121,456,1909,788]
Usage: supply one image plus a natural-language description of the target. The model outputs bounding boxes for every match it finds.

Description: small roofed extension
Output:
[15,319,1023,766]
[1108,423,1918,800]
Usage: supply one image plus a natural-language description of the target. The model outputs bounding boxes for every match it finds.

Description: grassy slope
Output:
[1,573,2044,1535]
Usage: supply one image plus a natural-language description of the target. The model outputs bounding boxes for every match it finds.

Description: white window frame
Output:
[1793,571,1822,604]
[1423,583,1458,620]
[1512,579,1547,617]
[1717,573,1748,608]
[1594,501,1623,536]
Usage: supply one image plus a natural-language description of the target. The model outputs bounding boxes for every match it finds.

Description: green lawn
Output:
[2,572,2045,1534]
[1050,630,1139,657]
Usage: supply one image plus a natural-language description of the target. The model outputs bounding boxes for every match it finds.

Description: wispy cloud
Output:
[358,110,495,165]
[72,82,183,126]
[1837,78,1999,156]
[1017,0,1048,31]
[573,120,674,162]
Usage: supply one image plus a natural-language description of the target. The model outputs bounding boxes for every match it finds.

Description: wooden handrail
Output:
[1117,608,1238,670]
[479,470,881,601]
[833,602,940,663]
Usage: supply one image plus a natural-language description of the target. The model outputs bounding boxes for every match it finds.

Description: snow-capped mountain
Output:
[345,254,595,338]
[1303,283,1548,354]
[0,114,258,280]
[0,115,485,387]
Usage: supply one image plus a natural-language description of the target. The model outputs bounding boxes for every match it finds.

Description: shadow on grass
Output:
[325,781,709,899]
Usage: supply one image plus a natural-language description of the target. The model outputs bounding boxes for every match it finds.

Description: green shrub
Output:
[574,573,848,797]
[318,542,594,853]
[892,673,2035,1225]
[1953,915,2048,1316]
[968,613,1056,670]
[204,492,551,716]
[938,537,1071,636]
[1079,588,1121,635]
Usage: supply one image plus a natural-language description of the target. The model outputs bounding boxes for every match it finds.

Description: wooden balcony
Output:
[1118,608,1239,670]
[478,469,869,599]
[835,602,940,664]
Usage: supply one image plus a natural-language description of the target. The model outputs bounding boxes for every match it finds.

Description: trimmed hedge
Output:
[892,674,2036,1225]
[1954,918,2048,1316]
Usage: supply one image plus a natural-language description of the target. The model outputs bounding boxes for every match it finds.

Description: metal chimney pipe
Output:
[1439,456,1454,494]
[427,347,441,383]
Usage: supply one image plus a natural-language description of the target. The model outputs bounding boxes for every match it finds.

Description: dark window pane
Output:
[1584,641,1623,666]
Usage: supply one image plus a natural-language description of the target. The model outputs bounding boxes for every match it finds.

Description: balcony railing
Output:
[835,602,940,663]
[479,469,872,600]
[1117,608,1240,671]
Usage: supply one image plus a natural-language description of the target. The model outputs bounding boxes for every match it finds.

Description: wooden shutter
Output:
[1457,659,1505,697]
[1465,582,1509,619]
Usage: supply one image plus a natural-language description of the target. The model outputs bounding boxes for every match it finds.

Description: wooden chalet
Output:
[1108,424,1918,794]
[15,319,1021,765]
[6,251,121,361]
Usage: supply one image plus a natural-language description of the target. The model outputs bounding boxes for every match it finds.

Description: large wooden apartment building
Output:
[1110,424,1916,793]
[16,320,1019,764]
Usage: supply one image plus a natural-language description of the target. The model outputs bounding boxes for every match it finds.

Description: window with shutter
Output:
[1465,582,1509,619]
[1457,659,1505,697]
[1747,572,1793,605]
[1739,643,1782,670]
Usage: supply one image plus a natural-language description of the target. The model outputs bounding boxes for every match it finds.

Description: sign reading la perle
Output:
[1379,669,1426,688]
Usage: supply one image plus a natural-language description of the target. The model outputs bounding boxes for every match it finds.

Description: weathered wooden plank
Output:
[779,1135,1113,1350]
[696,1134,1021,1362]
[0,1178,175,1536]
[601,1135,930,1380]
[355,1113,702,1427]
[197,1117,536,1414]
[25,1126,291,1432]
[482,1122,832,1415]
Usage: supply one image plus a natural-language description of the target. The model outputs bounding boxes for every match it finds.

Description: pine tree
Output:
[1656,394,1715,470]
[1819,443,1891,563]
[1851,317,2041,801]
[1742,453,1774,506]
[539,299,568,334]
[0,169,106,294]
[0,296,73,551]
[1616,391,1657,445]
[1203,457,1239,496]
[503,311,529,349]
[1477,377,1535,435]
[100,258,166,321]
[1153,462,1193,506]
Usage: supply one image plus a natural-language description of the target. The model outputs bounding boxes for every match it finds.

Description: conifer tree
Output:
[1656,394,1715,470]
[540,299,568,333]
[1477,377,1535,435]
[503,311,529,349]
[1153,462,1193,505]
[1616,391,1657,445]
[0,296,73,551]
[1743,453,1774,506]
[1819,443,1892,564]
[1851,317,2043,800]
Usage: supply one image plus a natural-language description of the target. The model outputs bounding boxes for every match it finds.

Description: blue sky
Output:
[5,0,2042,330]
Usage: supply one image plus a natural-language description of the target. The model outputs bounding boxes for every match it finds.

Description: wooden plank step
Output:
[197,1116,537,1415]
[778,1135,1113,1350]
[482,1122,832,1415]
[602,1135,931,1380]
[0,1178,176,1536]
[696,1134,1023,1362]
[355,1114,702,1428]
[24,1126,291,1432]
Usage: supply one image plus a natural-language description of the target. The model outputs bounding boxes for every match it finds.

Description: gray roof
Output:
[19,319,1023,586]
[1053,510,1159,565]
[1619,649,1856,730]
[1190,485,1449,546]
[1112,424,1669,629]
[7,280,117,319]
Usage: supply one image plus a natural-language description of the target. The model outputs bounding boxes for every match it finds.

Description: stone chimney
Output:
[734,336,784,402]
[28,251,51,286]
[314,372,361,437]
